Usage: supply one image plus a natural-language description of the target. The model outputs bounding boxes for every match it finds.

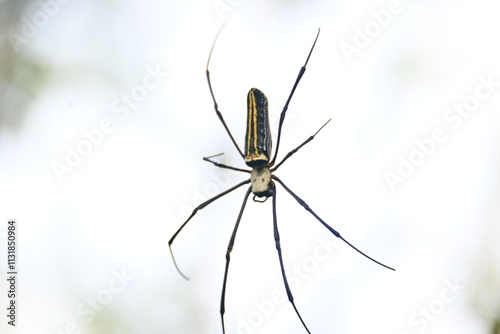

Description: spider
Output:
[169,27,395,334]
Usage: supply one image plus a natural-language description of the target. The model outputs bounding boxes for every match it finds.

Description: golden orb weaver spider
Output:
[169,27,395,334]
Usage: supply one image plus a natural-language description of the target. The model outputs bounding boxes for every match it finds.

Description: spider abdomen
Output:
[245,88,272,167]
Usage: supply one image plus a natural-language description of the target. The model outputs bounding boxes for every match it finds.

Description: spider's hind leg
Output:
[271,184,312,333]
[220,187,253,333]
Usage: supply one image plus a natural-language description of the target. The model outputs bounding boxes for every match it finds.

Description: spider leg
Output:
[220,186,252,334]
[206,25,245,159]
[169,179,251,280]
[271,119,331,172]
[271,184,311,333]
[270,28,320,166]
[272,176,395,271]
[203,153,251,173]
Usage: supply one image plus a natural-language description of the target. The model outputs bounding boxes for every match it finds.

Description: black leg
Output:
[169,179,251,280]
[220,186,253,334]
[271,119,331,172]
[270,28,321,167]
[203,153,251,174]
[206,25,245,159]
[272,176,395,271]
[271,184,312,333]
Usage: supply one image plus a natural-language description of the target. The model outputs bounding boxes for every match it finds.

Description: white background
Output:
[1,0,500,333]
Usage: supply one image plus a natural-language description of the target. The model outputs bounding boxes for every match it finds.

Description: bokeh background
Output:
[1,0,500,333]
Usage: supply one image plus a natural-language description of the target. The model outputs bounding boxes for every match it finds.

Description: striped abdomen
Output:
[244,88,272,167]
